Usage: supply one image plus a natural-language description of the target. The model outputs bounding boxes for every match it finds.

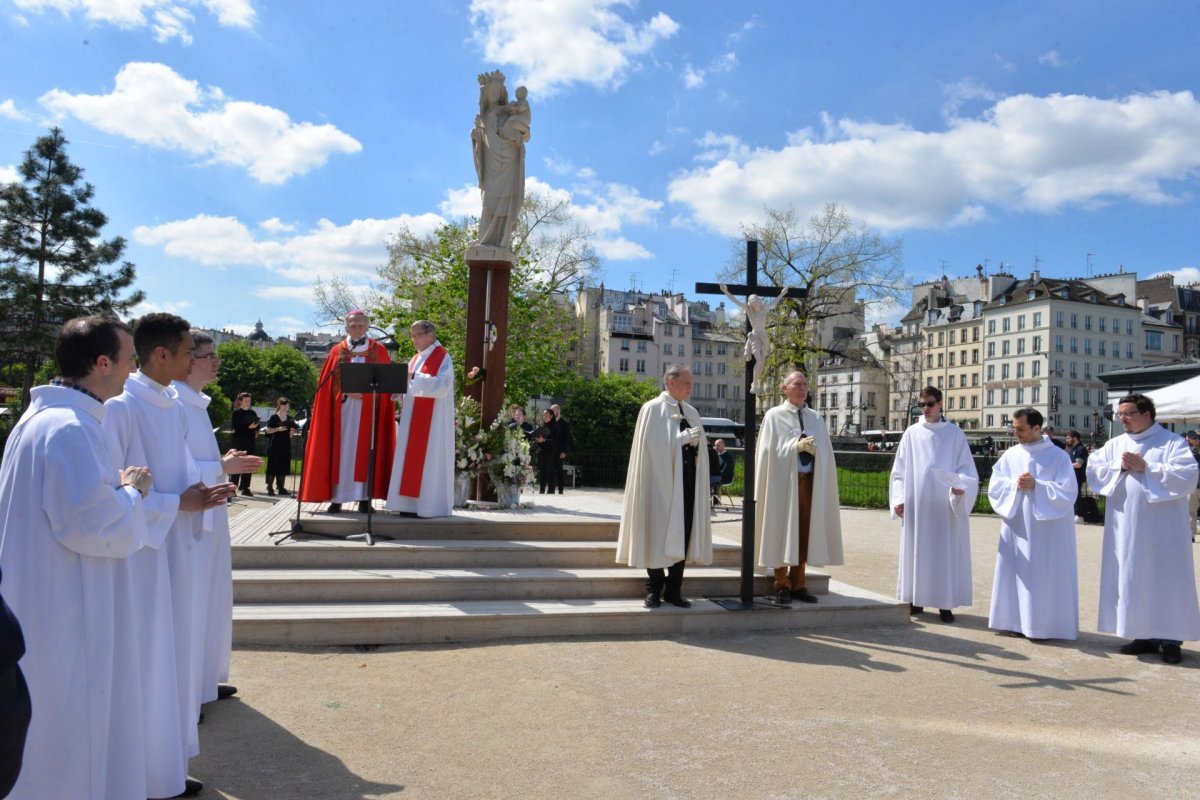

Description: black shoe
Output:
[909,604,924,615]
[794,588,818,604]
[939,609,955,623]
[266,489,275,496]
[240,489,253,497]
[1162,644,1183,664]
[357,500,371,514]
[1120,639,1159,655]
[665,594,692,608]
[277,488,291,496]
[154,777,204,798]
[217,683,237,700]
[327,503,342,514]
[644,593,662,608]
[775,587,792,606]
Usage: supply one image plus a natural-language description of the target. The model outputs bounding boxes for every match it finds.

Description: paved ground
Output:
[197,498,1200,799]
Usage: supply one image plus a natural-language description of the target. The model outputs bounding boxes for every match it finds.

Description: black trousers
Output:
[647,453,697,599]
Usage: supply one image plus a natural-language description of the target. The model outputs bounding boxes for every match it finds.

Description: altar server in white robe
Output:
[0,316,152,800]
[174,332,262,709]
[387,320,455,518]
[754,371,844,605]
[617,364,714,608]
[105,313,235,799]
[1087,393,1200,665]
[890,386,979,623]
[987,407,1079,640]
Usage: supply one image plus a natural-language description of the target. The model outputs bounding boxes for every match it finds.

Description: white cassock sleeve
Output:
[103,400,179,549]
[986,456,1021,521]
[1029,453,1077,521]
[1141,438,1199,504]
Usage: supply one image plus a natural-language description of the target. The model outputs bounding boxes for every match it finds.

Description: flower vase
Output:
[496,484,520,508]
[454,473,471,507]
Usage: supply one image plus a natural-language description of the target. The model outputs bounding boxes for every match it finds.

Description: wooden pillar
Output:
[464,256,513,501]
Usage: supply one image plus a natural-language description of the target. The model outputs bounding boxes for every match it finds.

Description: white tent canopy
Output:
[1140,374,1200,421]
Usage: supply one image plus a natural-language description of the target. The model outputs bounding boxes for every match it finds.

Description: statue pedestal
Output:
[466,245,517,265]
[465,254,513,501]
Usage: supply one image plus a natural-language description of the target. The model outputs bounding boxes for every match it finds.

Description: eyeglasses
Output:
[919,401,938,408]
[193,353,218,360]
[1115,410,1145,418]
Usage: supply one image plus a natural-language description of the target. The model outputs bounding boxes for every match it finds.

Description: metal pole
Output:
[740,240,758,606]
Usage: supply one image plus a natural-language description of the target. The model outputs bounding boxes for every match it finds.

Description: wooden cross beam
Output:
[693,241,807,609]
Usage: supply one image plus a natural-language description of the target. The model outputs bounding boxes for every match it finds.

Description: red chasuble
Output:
[397,344,448,497]
[299,339,397,502]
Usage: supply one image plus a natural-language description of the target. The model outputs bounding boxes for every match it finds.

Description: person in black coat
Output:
[263,396,300,496]
[534,409,558,494]
[0,568,32,798]
[551,403,571,494]
[230,392,261,496]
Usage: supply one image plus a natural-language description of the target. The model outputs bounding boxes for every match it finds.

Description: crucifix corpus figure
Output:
[719,283,779,395]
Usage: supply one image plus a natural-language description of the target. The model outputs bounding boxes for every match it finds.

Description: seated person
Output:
[710,438,735,503]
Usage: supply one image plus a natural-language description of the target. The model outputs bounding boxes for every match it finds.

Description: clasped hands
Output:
[1120,451,1146,473]
[120,466,153,497]
[1016,472,1036,491]
[222,448,263,475]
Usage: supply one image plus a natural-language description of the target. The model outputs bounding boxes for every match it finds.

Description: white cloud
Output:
[595,236,651,260]
[668,90,1200,236]
[864,296,906,329]
[271,315,307,331]
[681,52,736,91]
[1156,267,1200,286]
[133,212,445,286]
[0,99,26,120]
[128,297,194,318]
[40,62,361,184]
[469,0,679,95]
[13,0,255,43]
[259,217,296,234]
[0,164,18,183]
[648,140,667,156]
[253,286,316,302]
[1038,49,1074,68]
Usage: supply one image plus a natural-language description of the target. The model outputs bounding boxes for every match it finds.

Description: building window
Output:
[619,358,629,372]
[987,365,995,381]
[949,330,957,345]
[621,340,630,351]
[1032,360,1041,377]
[1071,313,1078,328]
[949,352,956,367]
[717,363,725,375]
[717,384,727,399]
[1085,315,1092,330]
[693,343,701,356]
[1001,388,1010,404]
[1003,318,1011,333]
[972,374,979,387]
[987,413,994,427]
[1099,317,1106,332]
[636,340,646,352]
[1032,385,1041,403]
[1016,362,1024,378]
[663,343,672,355]
[664,325,673,337]
[937,354,944,367]
[987,389,995,405]
[972,348,979,364]
[1069,337,1077,354]
[1017,338,1025,354]
[1001,364,1009,379]
[947,396,955,410]
[949,375,956,388]
[987,342,995,357]
[1127,320,1134,336]
[1001,341,1010,356]
[636,359,646,373]
[1147,330,1163,351]
[1084,363,1091,380]
[1016,387,1024,404]
[1055,335,1063,352]
[1033,312,1042,327]
[971,395,979,409]
[1055,311,1063,327]
[1084,339,1092,355]
[717,344,726,356]
[1032,335,1041,352]
[1017,315,1026,331]
[705,363,713,375]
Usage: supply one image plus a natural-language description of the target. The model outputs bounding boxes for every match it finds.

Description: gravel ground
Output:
[192,507,1200,799]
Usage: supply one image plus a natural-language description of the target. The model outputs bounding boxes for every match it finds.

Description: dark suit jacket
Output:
[0,568,31,796]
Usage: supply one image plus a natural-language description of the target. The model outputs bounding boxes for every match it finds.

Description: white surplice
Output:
[0,386,150,800]
[890,419,979,610]
[332,337,370,503]
[104,373,199,798]
[174,381,232,704]
[754,400,844,569]
[616,393,714,569]
[987,436,1079,640]
[386,341,454,518]
[1087,423,1200,641]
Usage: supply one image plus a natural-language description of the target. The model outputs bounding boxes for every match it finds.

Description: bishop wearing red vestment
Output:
[300,311,397,513]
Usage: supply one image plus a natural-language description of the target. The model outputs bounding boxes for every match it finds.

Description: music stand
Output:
[339,361,408,545]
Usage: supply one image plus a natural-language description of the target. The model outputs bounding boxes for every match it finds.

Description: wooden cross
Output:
[695,240,807,608]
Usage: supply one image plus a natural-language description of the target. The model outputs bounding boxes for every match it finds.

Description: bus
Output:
[700,417,744,448]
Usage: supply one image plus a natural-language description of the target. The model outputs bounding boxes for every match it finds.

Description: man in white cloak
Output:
[0,316,152,800]
[387,320,455,518]
[987,407,1079,640]
[616,364,714,608]
[1087,393,1200,665]
[174,332,262,710]
[754,371,843,605]
[890,385,979,623]
[105,313,235,799]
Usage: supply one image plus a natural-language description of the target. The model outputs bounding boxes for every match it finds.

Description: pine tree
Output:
[0,127,144,406]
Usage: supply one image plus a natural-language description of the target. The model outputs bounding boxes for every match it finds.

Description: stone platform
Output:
[229,489,908,645]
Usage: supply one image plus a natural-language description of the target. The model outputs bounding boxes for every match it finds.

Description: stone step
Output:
[231,580,909,646]
[232,566,814,604]
[284,514,620,541]
[232,539,747,570]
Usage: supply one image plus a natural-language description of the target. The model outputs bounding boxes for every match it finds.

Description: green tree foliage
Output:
[559,372,660,472]
[0,128,144,407]
[203,382,233,430]
[214,341,318,421]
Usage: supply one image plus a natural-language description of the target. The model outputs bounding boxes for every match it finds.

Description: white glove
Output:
[795,435,817,456]
[676,426,702,446]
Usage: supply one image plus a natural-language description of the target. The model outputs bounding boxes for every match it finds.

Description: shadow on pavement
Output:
[194,697,404,799]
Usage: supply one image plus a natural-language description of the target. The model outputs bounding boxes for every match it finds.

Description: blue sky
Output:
[2,0,1199,336]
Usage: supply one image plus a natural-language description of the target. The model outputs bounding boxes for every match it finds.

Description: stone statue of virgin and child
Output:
[470,70,530,259]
